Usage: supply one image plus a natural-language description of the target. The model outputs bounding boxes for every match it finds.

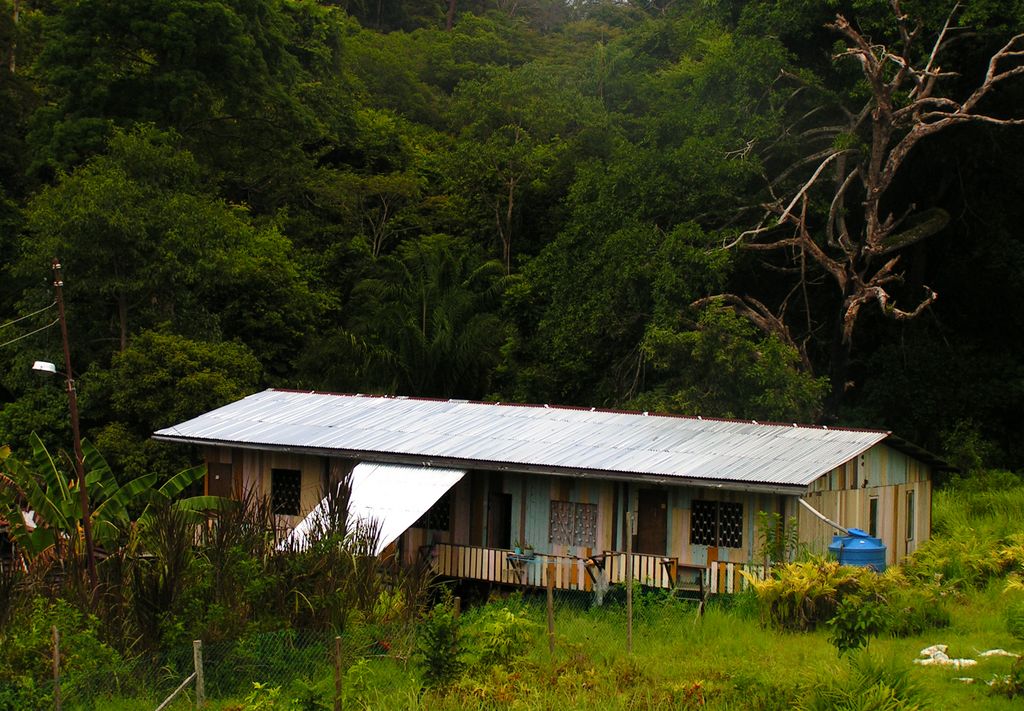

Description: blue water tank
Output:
[828,528,887,571]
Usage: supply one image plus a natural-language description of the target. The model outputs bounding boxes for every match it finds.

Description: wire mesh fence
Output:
[33,573,732,710]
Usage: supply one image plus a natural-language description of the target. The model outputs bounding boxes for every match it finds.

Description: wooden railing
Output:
[429,544,688,591]
[605,552,676,589]
[428,542,770,595]
[429,543,592,590]
[706,561,767,594]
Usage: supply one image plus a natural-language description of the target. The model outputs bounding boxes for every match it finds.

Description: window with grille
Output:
[271,468,302,516]
[690,500,743,548]
[414,491,452,531]
[549,501,598,547]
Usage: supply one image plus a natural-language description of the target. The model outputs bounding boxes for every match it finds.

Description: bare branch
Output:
[826,166,860,250]
[770,146,846,189]
[916,2,961,97]
[777,150,855,224]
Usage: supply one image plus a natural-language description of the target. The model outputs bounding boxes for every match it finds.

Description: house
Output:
[154,389,946,593]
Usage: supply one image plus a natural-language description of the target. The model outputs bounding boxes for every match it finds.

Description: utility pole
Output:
[52,258,97,593]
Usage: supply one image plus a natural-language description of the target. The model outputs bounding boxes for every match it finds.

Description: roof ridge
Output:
[265,388,889,435]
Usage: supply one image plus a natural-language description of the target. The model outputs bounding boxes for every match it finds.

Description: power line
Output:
[0,318,59,349]
[0,302,57,331]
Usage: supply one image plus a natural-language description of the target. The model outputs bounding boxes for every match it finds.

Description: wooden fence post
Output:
[333,635,343,711]
[52,625,60,711]
[453,596,461,618]
[626,512,634,655]
[546,562,555,655]
[193,640,205,709]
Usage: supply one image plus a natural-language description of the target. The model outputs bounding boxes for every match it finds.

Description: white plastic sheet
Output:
[283,462,465,555]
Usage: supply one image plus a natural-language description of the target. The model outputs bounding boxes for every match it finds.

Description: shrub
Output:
[742,557,868,630]
[990,657,1024,700]
[1005,599,1024,640]
[797,652,924,711]
[903,534,1006,590]
[415,599,464,689]
[471,606,536,668]
[746,558,949,644]
[827,597,888,655]
[0,597,130,709]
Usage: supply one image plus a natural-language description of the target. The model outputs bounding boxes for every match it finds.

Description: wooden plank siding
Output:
[799,444,931,565]
[208,441,931,575]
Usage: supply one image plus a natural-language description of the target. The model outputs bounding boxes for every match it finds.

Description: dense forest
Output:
[1,0,1023,482]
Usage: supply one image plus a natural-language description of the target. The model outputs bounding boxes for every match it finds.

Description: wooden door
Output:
[636,489,667,555]
[487,493,512,549]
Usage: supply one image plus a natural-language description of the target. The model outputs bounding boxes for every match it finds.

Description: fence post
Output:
[333,636,343,711]
[193,640,204,709]
[546,562,555,655]
[453,596,461,619]
[52,625,61,711]
[626,511,634,654]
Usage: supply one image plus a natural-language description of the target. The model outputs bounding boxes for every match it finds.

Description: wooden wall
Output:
[202,447,353,534]
[202,442,931,568]
[444,471,784,567]
[798,444,931,564]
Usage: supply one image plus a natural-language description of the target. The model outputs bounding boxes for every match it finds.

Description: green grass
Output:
[61,583,1022,710]
[47,484,1024,709]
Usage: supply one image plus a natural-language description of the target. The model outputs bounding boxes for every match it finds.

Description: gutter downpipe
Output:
[798,497,849,535]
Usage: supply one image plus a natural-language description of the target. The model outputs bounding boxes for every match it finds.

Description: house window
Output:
[691,500,743,548]
[272,468,302,516]
[414,491,452,531]
[906,491,915,541]
[869,497,879,538]
[549,501,597,547]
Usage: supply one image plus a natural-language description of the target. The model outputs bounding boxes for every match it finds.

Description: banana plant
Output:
[0,432,220,564]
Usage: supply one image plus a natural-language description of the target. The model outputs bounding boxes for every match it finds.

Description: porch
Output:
[426,542,767,595]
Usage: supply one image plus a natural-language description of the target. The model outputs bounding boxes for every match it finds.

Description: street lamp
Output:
[34,260,98,593]
[31,361,57,375]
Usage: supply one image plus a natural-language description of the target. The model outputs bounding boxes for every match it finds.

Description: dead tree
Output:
[707,2,1024,418]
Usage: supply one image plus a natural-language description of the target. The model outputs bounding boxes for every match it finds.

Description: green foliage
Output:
[470,605,536,668]
[633,309,827,421]
[756,511,801,567]
[1005,598,1024,641]
[990,657,1024,700]
[827,597,888,655]
[903,533,1007,590]
[797,651,924,711]
[744,558,867,631]
[415,598,465,689]
[87,329,262,479]
[304,234,507,398]
[0,432,213,566]
[0,597,127,709]
[745,558,949,641]
[240,681,283,711]
[21,124,323,374]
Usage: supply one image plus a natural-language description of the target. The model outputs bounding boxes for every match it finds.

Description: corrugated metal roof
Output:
[153,390,903,490]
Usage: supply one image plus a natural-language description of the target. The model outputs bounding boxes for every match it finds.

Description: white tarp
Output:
[282,462,466,555]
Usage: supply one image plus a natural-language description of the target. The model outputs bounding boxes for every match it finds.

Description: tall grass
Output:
[932,485,1024,539]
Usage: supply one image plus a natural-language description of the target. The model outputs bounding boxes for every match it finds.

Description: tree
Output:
[85,330,262,480]
[0,432,208,567]
[447,63,605,272]
[719,3,1024,417]
[301,234,507,399]
[21,125,323,373]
